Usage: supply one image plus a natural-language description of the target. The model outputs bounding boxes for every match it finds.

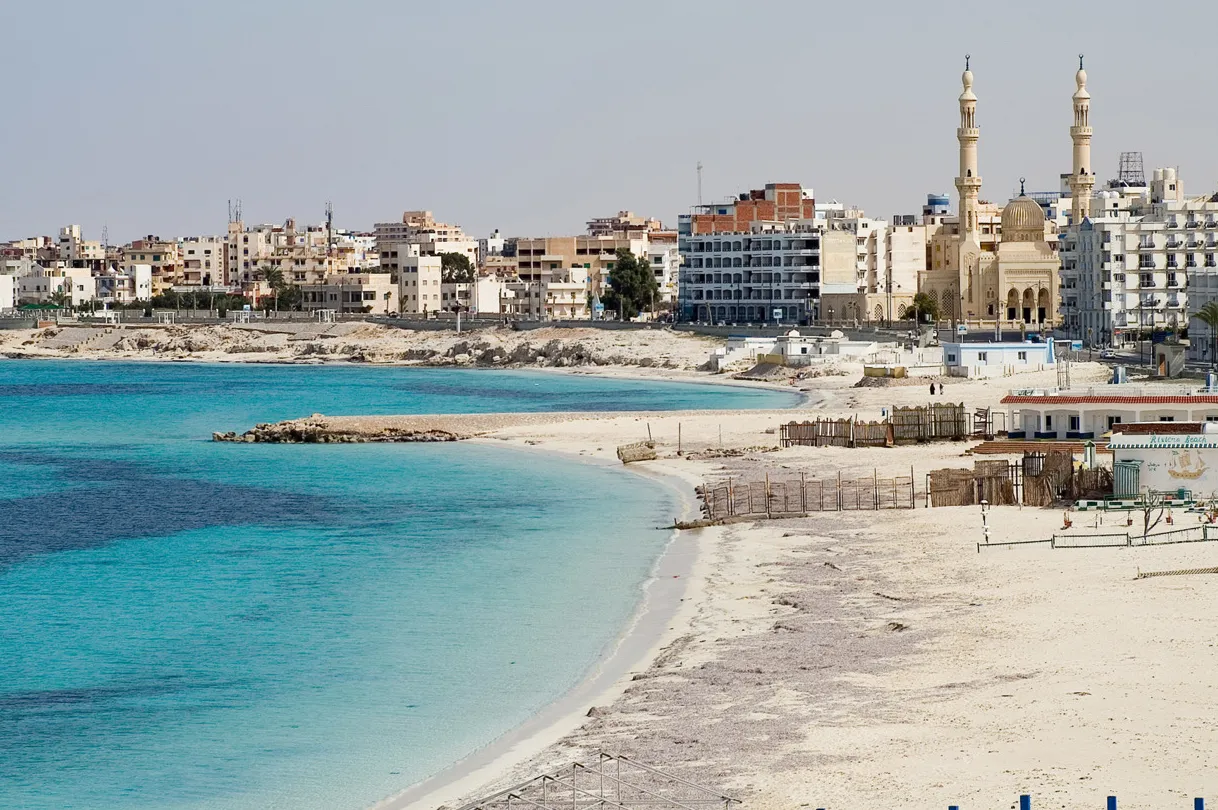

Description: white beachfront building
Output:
[941,339,1056,378]
[1002,385,1218,440]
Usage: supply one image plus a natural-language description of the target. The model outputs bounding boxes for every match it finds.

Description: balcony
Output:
[1139,279,1157,288]
[1168,276,1182,288]
[1166,239,1184,249]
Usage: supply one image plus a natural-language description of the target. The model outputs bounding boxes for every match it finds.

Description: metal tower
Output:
[1118,152,1146,187]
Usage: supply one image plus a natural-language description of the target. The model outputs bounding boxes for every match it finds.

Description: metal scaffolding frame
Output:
[456,753,741,810]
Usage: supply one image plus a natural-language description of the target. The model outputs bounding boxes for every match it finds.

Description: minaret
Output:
[1070,55,1095,224]
[956,55,982,242]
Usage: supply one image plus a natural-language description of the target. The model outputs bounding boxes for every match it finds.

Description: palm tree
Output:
[258,265,286,311]
[1193,301,1218,372]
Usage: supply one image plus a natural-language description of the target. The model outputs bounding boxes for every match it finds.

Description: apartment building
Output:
[586,211,664,237]
[96,264,153,304]
[395,245,443,315]
[123,237,182,294]
[502,267,589,320]
[0,275,14,311]
[677,182,820,323]
[511,234,648,298]
[374,210,479,269]
[1061,168,1218,348]
[180,236,226,287]
[300,273,397,314]
[18,265,94,306]
[56,225,105,267]
[647,238,681,306]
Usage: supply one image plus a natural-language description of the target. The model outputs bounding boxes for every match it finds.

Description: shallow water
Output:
[0,361,796,809]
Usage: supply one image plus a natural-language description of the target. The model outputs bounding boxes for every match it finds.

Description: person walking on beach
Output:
[929,382,935,396]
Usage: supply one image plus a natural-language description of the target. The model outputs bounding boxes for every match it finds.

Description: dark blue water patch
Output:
[0,383,164,398]
[0,450,345,568]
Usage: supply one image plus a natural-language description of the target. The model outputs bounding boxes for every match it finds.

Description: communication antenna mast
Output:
[696,162,703,207]
[325,201,334,257]
[1118,152,1146,187]
[101,224,109,251]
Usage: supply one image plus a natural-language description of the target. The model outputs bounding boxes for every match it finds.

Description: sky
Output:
[3,1,1217,244]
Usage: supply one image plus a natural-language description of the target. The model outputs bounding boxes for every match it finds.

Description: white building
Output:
[942,339,1056,378]
[441,276,506,315]
[18,265,94,307]
[677,222,822,323]
[478,229,505,262]
[1108,426,1218,498]
[0,275,14,311]
[1061,167,1213,346]
[396,245,443,315]
[1002,385,1218,440]
[96,264,152,304]
[647,240,681,305]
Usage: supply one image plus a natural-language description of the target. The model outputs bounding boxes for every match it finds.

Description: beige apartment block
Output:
[123,237,182,294]
[514,234,648,299]
[301,273,397,314]
[180,236,226,287]
[374,210,479,269]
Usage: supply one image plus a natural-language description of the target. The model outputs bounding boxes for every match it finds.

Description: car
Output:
[1100,349,1116,359]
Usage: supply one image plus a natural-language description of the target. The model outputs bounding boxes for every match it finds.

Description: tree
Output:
[258,264,290,311]
[600,249,659,320]
[1193,301,1218,370]
[910,291,940,323]
[440,252,475,284]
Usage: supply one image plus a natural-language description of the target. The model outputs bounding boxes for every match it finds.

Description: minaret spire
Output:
[956,55,982,241]
[1070,55,1094,224]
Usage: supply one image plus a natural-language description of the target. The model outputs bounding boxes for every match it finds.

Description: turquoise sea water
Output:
[0,361,796,810]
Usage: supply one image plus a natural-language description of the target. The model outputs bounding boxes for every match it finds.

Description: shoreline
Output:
[376,454,716,810]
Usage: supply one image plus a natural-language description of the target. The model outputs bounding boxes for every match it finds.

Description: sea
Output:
[0,360,796,810]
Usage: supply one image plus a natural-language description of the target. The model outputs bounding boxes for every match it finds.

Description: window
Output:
[947,353,957,364]
[977,351,988,362]
[1045,415,1053,430]
[1017,351,1027,361]
[1206,416,1218,423]
[1069,416,1080,431]
[1159,416,1175,422]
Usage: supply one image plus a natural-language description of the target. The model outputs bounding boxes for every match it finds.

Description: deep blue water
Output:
[0,361,795,809]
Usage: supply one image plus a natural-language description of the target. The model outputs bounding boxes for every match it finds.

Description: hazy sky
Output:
[3,1,1217,244]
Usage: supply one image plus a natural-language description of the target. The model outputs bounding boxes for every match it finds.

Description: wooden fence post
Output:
[837,470,843,511]
[873,468,879,510]
[765,473,772,518]
[727,477,734,517]
[801,472,807,514]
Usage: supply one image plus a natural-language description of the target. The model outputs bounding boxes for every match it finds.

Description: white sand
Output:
[13,333,1210,807]
[389,361,1218,810]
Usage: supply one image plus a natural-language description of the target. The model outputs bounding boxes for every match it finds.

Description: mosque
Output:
[919,57,1094,328]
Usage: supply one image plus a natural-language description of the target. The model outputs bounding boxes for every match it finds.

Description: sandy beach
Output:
[361,358,1218,810]
[14,329,1216,809]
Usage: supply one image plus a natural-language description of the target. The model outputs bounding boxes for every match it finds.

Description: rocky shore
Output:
[0,323,718,370]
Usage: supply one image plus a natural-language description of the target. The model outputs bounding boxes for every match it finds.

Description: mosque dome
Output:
[1001,195,1046,242]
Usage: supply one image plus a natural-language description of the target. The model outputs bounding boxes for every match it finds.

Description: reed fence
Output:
[780,403,970,449]
[698,469,915,522]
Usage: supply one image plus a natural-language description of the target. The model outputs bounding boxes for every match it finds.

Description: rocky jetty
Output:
[213,415,464,444]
